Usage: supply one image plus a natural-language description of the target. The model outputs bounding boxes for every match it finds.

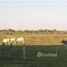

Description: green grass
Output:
[0,45,67,67]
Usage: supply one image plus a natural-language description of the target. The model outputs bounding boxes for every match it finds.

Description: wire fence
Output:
[0,43,67,67]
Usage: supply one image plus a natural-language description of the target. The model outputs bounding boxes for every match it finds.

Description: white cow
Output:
[9,38,16,44]
[2,39,9,44]
[10,38,16,42]
[16,37,24,44]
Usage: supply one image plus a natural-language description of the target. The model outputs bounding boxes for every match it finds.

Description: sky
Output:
[0,0,67,30]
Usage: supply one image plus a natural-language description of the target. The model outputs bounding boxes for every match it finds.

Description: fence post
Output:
[8,43,12,59]
[56,46,59,67]
[1,42,5,59]
[56,46,58,56]
[23,44,26,60]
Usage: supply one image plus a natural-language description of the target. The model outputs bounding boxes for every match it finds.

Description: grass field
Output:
[0,33,67,45]
[0,45,67,67]
[0,32,67,67]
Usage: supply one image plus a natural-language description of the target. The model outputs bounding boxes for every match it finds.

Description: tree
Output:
[8,29,15,32]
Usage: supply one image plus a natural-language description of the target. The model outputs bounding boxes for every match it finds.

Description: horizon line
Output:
[0,28,67,31]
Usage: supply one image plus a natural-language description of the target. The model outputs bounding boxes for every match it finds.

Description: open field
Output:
[0,31,67,67]
[0,33,67,45]
[0,45,67,67]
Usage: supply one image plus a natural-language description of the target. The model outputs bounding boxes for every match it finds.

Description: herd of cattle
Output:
[2,37,24,45]
[1,37,67,47]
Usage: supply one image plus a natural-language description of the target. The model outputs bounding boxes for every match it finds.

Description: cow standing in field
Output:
[9,38,16,44]
[61,39,67,48]
[10,38,16,42]
[16,37,24,44]
[2,39,10,44]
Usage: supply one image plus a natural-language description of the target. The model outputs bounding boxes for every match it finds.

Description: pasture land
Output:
[0,45,67,67]
[0,33,67,45]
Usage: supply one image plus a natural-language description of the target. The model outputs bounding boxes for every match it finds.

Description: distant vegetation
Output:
[0,29,67,45]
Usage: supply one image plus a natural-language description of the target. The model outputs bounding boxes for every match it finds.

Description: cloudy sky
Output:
[0,0,67,30]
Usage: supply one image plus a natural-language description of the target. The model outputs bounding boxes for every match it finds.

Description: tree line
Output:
[0,29,67,34]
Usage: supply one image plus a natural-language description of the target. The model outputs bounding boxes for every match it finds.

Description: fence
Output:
[0,43,67,67]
